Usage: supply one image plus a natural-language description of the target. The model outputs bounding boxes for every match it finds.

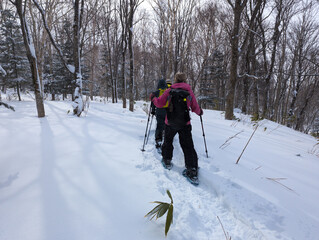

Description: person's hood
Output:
[157,79,167,89]
[170,82,191,92]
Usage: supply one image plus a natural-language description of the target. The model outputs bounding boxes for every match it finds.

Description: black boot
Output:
[182,168,199,185]
[161,158,173,170]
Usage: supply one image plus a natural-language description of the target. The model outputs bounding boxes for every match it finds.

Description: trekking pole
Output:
[141,104,152,151]
[200,115,209,158]
[146,114,154,145]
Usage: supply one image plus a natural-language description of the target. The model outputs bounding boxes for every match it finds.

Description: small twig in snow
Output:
[236,124,258,164]
[255,166,262,171]
[219,130,244,149]
[266,177,298,195]
[217,216,231,240]
[267,124,281,135]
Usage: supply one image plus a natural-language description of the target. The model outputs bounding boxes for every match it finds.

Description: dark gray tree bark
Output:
[225,0,248,120]
[14,0,45,117]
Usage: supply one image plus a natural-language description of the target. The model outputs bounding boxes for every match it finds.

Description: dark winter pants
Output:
[155,109,166,141]
[162,124,198,169]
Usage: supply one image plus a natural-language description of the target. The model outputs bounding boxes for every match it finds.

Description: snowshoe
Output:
[155,141,162,155]
[155,140,162,149]
[161,158,173,170]
[155,140,162,154]
[182,168,199,186]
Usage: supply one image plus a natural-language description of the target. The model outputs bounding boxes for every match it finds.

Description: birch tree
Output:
[71,0,84,116]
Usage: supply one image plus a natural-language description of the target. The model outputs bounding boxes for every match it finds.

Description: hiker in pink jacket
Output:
[150,72,203,183]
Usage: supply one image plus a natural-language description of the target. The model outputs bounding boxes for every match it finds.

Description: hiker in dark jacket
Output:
[151,79,169,149]
[150,72,203,183]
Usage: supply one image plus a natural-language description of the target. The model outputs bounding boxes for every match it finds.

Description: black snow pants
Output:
[161,124,198,169]
[155,108,166,141]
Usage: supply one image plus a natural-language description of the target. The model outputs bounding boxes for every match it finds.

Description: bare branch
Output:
[31,0,74,74]
[226,0,235,9]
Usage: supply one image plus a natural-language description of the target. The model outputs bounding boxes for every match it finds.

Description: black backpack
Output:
[167,88,190,128]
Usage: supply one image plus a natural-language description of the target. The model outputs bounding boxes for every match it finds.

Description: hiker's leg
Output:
[162,125,177,160]
[178,125,198,169]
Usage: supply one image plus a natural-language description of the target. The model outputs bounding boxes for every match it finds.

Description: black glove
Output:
[150,102,156,115]
[149,92,155,101]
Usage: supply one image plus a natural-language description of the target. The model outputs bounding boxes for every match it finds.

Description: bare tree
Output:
[119,0,142,111]
[152,0,198,80]
[286,2,319,130]
[238,0,265,116]
[32,0,85,116]
[12,0,45,117]
[119,0,129,108]
[225,0,248,120]
[96,0,120,102]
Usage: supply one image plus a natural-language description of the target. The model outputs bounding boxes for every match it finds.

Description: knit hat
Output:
[166,79,172,87]
[157,79,167,89]
[174,72,187,83]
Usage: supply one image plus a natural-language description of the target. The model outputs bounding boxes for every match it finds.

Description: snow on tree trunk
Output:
[15,0,45,118]
[72,0,84,117]
[72,74,83,117]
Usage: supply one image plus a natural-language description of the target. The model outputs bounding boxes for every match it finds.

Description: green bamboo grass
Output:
[145,190,174,237]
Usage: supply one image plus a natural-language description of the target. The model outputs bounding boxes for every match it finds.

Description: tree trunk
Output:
[273,31,287,122]
[119,0,128,108]
[15,0,45,117]
[16,82,21,101]
[128,0,134,112]
[261,0,283,119]
[121,39,127,108]
[106,16,115,103]
[225,0,247,120]
[72,0,84,116]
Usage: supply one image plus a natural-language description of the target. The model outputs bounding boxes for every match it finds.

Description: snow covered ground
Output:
[0,95,318,240]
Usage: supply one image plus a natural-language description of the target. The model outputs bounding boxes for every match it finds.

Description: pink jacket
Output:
[151,82,201,125]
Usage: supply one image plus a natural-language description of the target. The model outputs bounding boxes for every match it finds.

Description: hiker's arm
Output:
[190,91,202,115]
[152,89,170,108]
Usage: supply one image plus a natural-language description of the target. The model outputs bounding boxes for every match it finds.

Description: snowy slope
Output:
[0,96,318,240]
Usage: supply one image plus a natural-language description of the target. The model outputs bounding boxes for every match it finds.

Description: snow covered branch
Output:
[0,101,15,111]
